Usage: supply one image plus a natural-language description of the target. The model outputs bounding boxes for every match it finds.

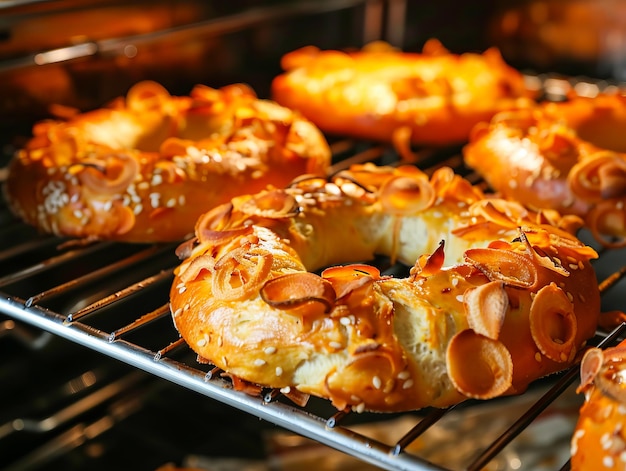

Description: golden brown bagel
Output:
[169,163,600,412]
[4,81,331,242]
[271,39,533,146]
[464,93,626,247]
[571,339,626,470]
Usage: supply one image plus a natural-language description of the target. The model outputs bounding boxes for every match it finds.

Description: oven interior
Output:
[2,1,626,470]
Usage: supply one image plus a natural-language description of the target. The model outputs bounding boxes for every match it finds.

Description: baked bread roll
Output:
[464,93,626,247]
[271,39,534,146]
[4,81,331,242]
[571,339,626,470]
[170,163,601,412]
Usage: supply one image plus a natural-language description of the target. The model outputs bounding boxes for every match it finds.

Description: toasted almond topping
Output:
[446,330,513,399]
[464,281,508,339]
[529,283,577,362]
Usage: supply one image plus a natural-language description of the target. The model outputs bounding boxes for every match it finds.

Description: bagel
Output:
[270,39,534,147]
[169,163,601,413]
[4,81,331,243]
[571,339,626,470]
[464,93,626,247]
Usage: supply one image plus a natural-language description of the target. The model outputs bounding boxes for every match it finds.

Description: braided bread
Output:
[4,81,331,242]
[572,339,626,470]
[271,39,533,146]
[170,164,600,412]
[464,93,626,247]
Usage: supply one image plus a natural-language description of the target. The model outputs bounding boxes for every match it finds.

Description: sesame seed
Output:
[340,317,351,326]
[280,386,291,394]
[571,429,584,455]
[275,367,283,376]
[133,204,143,215]
[455,294,464,302]
[166,198,176,208]
[329,341,342,349]
[354,402,365,413]
[372,376,382,389]
[196,338,207,347]
[383,380,395,393]
[451,278,459,287]
[402,379,414,389]
[254,359,266,367]
[217,336,223,347]
[524,175,534,187]
[603,456,615,468]
[173,308,182,317]
[397,371,410,380]
[264,346,277,355]
[566,292,574,302]
[535,352,542,362]
[149,193,161,208]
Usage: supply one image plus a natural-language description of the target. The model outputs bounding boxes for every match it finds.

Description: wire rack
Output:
[1,138,626,471]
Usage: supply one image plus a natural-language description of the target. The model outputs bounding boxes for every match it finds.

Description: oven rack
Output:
[1,141,625,471]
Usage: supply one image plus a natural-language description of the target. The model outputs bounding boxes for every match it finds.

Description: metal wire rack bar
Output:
[0,295,447,471]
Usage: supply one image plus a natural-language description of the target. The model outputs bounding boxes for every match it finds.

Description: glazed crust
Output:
[4,81,331,242]
[571,340,626,470]
[464,93,626,247]
[170,163,600,413]
[271,39,533,146]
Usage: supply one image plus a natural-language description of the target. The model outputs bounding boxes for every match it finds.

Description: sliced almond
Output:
[529,283,577,362]
[446,329,513,400]
[463,281,508,339]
